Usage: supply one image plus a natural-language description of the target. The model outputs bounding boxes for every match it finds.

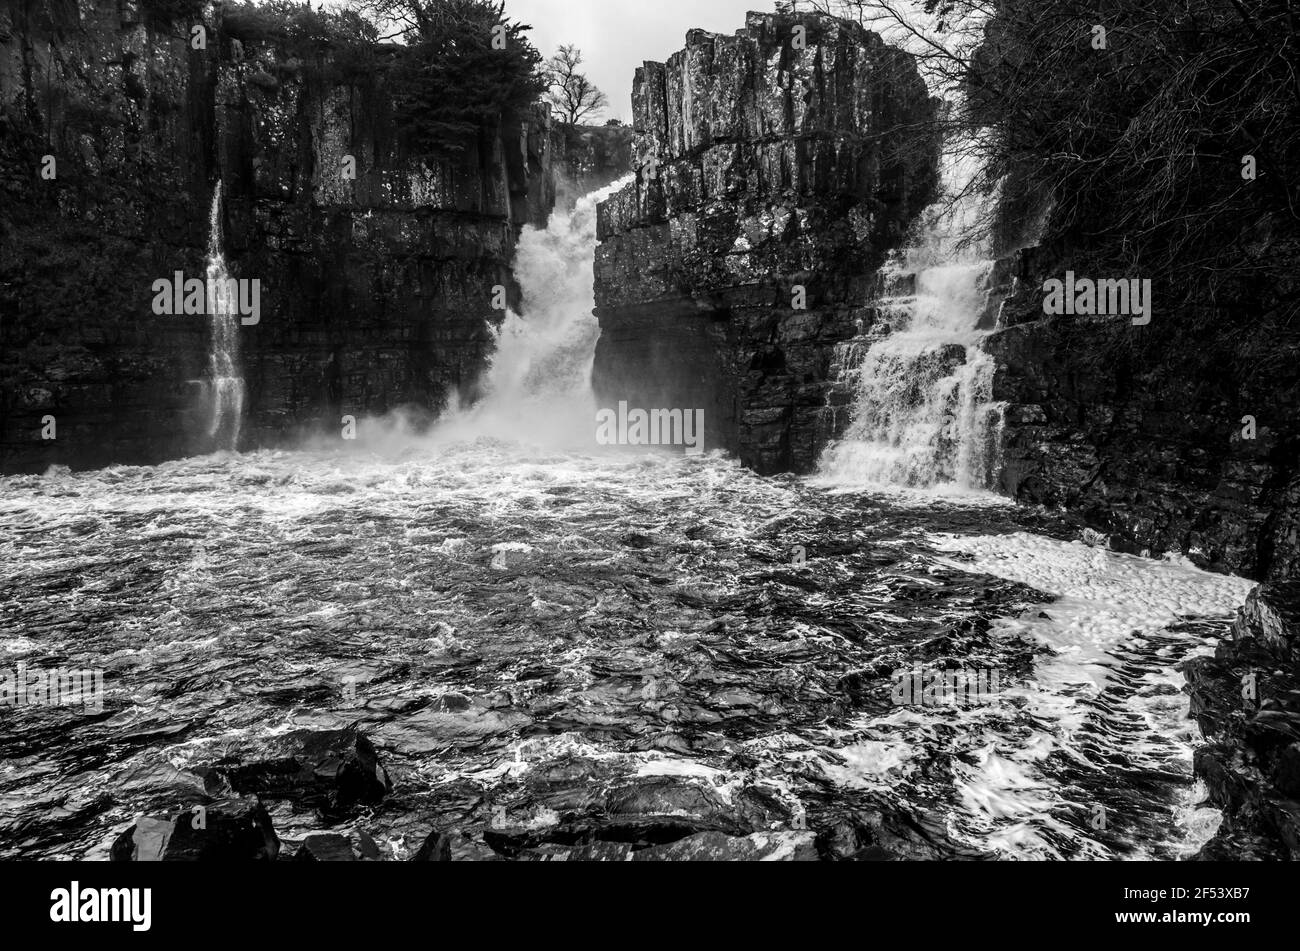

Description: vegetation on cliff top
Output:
[219,0,544,159]
[815,0,1299,319]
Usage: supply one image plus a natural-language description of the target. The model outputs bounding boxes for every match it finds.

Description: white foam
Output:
[928,532,1254,857]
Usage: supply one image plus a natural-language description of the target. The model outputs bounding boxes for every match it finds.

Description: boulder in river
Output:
[202,728,392,816]
[109,797,279,861]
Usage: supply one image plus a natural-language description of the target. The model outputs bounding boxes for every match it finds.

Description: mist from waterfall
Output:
[433,175,634,448]
[818,147,1006,492]
[205,183,245,450]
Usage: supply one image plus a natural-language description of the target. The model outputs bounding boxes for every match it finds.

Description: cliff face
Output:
[984,238,1300,581]
[1184,582,1300,859]
[556,121,633,207]
[0,0,556,472]
[592,12,938,474]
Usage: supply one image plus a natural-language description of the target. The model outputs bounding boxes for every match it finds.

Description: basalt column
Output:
[592,12,939,474]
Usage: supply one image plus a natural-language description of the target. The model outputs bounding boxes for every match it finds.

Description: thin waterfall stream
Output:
[205,183,245,451]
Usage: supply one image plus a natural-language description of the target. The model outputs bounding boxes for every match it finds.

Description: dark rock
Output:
[632,830,818,861]
[293,833,355,862]
[1186,583,1300,859]
[354,829,383,860]
[206,728,391,815]
[109,797,279,861]
[412,830,499,862]
[520,841,635,862]
[592,12,939,475]
[0,4,567,473]
[985,246,1300,581]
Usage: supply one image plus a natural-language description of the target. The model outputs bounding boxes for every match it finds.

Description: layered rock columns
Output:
[593,12,939,473]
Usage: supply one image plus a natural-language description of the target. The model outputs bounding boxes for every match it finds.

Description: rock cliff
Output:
[985,239,1300,581]
[592,12,939,473]
[0,0,558,472]
[1184,582,1300,859]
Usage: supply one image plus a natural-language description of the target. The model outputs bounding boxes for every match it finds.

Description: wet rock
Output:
[592,11,939,475]
[1186,583,1300,859]
[205,728,391,815]
[109,797,279,861]
[375,706,532,755]
[605,778,734,824]
[0,5,571,474]
[293,834,356,862]
[355,829,383,860]
[987,246,1300,580]
[412,830,500,862]
[521,841,636,862]
[634,830,817,861]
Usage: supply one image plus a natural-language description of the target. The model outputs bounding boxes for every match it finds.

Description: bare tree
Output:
[351,0,504,43]
[545,45,608,126]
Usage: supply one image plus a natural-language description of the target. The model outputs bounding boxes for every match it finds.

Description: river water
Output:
[0,178,1254,862]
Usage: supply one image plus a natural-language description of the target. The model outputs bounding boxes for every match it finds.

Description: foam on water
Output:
[924,532,1254,857]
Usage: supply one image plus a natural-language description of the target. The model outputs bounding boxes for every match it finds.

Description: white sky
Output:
[278,2,865,122]
[505,0,780,122]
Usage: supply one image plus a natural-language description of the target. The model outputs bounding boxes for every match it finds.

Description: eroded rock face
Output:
[0,2,557,473]
[985,242,1300,580]
[1184,582,1300,859]
[593,12,939,474]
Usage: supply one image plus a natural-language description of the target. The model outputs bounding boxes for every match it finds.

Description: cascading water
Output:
[819,148,1006,492]
[205,183,245,450]
[436,176,634,447]
[0,169,1255,864]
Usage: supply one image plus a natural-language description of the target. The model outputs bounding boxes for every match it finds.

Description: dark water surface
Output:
[0,443,1246,860]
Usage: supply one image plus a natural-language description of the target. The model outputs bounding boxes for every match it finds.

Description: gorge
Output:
[1,0,1298,869]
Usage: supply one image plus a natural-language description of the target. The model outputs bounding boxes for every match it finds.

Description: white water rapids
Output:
[0,168,1253,862]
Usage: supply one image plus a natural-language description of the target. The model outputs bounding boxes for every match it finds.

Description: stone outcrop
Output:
[109,796,280,861]
[985,237,1300,580]
[592,12,939,474]
[0,0,558,473]
[199,728,392,816]
[1183,582,1300,859]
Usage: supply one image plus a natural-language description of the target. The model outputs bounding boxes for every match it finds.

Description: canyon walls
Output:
[984,238,1300,582]
[592,12,939,474]
[0,0,559,472]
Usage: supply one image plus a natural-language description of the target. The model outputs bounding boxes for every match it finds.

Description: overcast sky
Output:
[503,0,779,122]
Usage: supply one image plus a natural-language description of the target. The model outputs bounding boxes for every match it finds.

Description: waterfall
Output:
[205,183,245,450]
[819,149,1005,491]
[436,175,634,447]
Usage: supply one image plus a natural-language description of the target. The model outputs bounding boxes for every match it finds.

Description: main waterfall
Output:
[819,149,1005,490]
[436,176,633,446]
[205,183,245,450]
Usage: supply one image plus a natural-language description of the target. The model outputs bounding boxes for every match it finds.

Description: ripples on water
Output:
[0,444,1250,860]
